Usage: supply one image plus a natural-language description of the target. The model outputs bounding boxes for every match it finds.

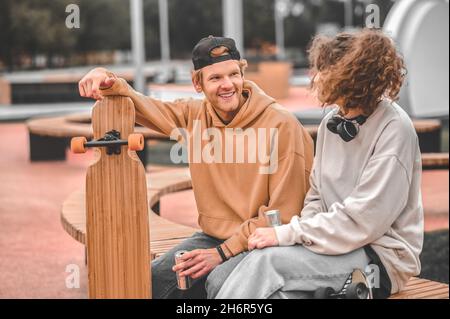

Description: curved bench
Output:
[62,167,198,260]
[61,166,448,299]
[297,116,443,154]
[422,152,449,170]
[27,113,168,165]
[27,112,443,168]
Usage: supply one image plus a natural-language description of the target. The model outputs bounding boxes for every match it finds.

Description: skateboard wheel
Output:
[345,282,369,299]
[314,287,335,299]
[71,137,87,154]
[128,133,144,151]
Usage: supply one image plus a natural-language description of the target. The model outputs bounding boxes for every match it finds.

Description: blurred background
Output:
[0,0,448,298]
[0,0,395,70]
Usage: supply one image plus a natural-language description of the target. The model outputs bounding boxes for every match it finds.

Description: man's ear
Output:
[191,71,203,93]
[192,80,203,93]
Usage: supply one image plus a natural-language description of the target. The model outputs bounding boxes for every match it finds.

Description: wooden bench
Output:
[422,152,449,170]
[389,277,449,299]
[303,119,443,154]
[61,166,448,299]
[61,167,197,261]
[25,112,316,166]
[26,113,168,165]
[0,77,11,104]
[28,113,443,167]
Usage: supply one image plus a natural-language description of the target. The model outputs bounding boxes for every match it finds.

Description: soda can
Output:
[264,209,281,227]
[174,250,192,290]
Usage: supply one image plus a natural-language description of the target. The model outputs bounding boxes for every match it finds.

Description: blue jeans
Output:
[214,245,371,299]
[151,232,247,299]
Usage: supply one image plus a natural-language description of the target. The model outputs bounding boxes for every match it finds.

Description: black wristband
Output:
[216,245,228,262]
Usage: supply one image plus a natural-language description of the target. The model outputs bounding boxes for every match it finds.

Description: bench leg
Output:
[418,130,442,153]
[29,133,68,161]
[151,202,160,215]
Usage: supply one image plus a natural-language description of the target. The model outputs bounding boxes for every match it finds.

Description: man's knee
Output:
[205,267,225,298]
[151,254,178,299]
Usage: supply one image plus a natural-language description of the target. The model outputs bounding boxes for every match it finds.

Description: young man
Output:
[78,36,314,298]
[214,30,423,299]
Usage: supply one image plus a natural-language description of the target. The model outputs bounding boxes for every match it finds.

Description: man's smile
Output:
[218,91,236,102]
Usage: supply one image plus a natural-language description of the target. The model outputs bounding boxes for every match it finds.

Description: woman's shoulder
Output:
[372,100,420,165]
[378,100,417,138]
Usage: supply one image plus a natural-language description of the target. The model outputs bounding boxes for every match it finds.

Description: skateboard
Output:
[71,96,151,299]
[314,269,372,299]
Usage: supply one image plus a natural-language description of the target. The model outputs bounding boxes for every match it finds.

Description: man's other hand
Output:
[172,248,222,279]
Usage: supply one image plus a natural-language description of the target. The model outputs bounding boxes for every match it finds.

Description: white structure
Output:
[159,0,171,63]
[384,0,449,118]
[274,0,305,60]
[130,0,147,94]
[275,0,287,60]
[222,0,244,55]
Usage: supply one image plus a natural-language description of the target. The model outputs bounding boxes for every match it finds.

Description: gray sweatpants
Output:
[211,245,370,299]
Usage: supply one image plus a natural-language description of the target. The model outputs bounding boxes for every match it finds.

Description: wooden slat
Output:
[390,278,449,299]
[27,113,167,140]
[302,120,441,140]
[146,168,192,195]
[61,167,197,246]
[393,288,449,299]
[150,238,189,260]
[399,283,435,293]
[422,153,449,168]
[413,120,442,133]
[61,186,197,245]
[402,283,447,295]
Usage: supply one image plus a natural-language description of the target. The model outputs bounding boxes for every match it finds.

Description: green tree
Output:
[169,0,222,59]
[76,0,130,53]
[243,0,275,50]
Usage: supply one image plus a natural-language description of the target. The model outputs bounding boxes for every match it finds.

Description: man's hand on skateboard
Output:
[172,248,223,279]
[79,67,117,100]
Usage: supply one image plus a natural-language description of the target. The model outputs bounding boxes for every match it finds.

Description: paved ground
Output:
[0,120,448,298]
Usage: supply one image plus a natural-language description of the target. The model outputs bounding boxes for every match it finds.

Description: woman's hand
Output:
[248,227,279,250]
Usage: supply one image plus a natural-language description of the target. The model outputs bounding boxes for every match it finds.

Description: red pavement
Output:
[0,117,448,298]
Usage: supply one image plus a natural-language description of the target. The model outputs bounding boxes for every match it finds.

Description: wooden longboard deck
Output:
[86,96,151,299]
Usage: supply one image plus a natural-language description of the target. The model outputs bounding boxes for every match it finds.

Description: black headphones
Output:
[327,114,367,142]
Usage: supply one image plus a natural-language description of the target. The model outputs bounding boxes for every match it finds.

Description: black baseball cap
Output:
[192,36,241,70]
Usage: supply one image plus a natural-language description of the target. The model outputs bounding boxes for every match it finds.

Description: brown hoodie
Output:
[101,77,314,256]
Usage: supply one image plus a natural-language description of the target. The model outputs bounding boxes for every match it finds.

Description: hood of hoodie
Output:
[204,80,276,129]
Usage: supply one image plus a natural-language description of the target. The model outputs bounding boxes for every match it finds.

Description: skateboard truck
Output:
[71,130,144,155]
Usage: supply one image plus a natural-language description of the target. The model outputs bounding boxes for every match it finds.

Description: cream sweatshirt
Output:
[275,100,424,294]
[101,77,314,256]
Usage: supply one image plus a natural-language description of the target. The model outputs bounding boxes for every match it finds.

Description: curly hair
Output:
[308,29,406,116]
[308,32,355,74]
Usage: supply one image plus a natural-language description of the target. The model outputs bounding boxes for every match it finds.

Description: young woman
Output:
[208,29,424,299]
